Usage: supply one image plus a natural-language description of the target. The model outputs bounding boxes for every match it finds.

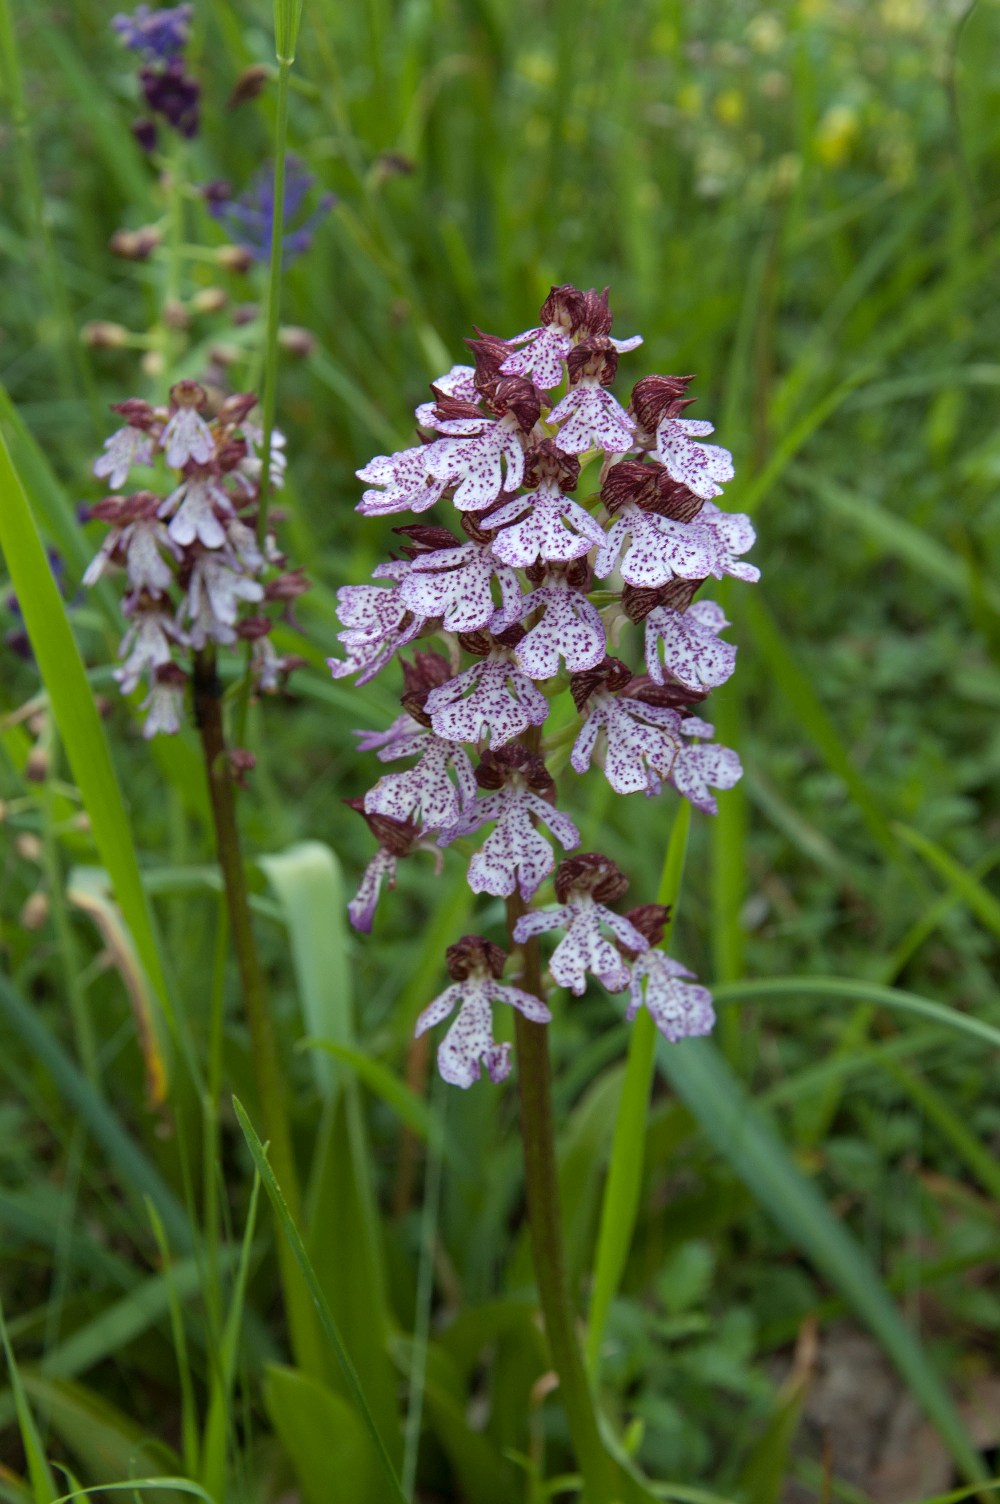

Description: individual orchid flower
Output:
[569,660,685,796]
[504,566,607,680]
[415,936,551,1088]
[93,420,155,490]
[423,637,548,748]
[439,746,579,899]
[398,532,522,634]
[513,855,648,996]
[549,337,635,455]
[631,374,734,502]
[160,380,215,468]
[668,716,743,815]
[644,598,736,691]
[356,441,455,517]
[182,553,265,648]
[616,904,716,1042]
[327,563,426,685]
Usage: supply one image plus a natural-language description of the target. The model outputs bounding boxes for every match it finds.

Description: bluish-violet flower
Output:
[439,746,579,900]
[112,4,192,61]
[513,854,648,996]
[207,156,335,266]
[139,59,199,138]
[415,936,551,1088]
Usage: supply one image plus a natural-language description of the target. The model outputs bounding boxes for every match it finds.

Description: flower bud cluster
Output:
[336,286,760,1086]
[112,3,199,147]
[84,381,305,737]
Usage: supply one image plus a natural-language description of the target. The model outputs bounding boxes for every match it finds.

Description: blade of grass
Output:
[0,1302,57,1504]
[711,975,1000,1050]
[586,800,690,1374]
[200,1173,262,1504]
[0,429,175,1046]
[894,822,1000,943]
[232,1097,407,1504]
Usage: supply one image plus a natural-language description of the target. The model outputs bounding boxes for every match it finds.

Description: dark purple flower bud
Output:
[445,934,508,982]
[344,795,420,857]
[483,375,542,432]
[630,374,696,434]
[569,655,632,712]
[139,59,200,138]
[522,439,581,493]
[554,852,629,905]
[131,117,158,152]
[566,335,618,389]
[622,903,672,952]
[474,744,555,799]
[400,650,452,724]
[621,576,704,623]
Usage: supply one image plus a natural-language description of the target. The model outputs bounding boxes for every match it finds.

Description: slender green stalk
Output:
[585,800,691,1375]
[257,54,294,544]
[191,645,324,1378]
[508,891,615,1504]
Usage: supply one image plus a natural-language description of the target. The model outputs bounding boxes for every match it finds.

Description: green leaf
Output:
[0,427,175,1049]
[655,1036,985,1483]
[260,841,353,1098]
[232,1098,407,1504]
[299,1038,456,1164]
[265,1365,381,1504]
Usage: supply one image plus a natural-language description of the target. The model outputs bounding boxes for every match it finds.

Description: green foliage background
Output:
[1,0,999,1500]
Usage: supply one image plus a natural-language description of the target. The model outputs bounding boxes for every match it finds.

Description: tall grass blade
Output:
[232,1097,407,1504]
[0,1302,57,1504]
[895,822,1000,943]
[0,430,174,1042]
[586,801,690,1373]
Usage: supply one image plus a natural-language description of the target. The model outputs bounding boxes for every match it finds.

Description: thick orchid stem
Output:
[508,892,616,1504]
[192,646,323,1377]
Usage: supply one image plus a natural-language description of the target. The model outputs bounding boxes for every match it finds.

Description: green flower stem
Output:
[192,646,324,1378]
[507,891,616,1504]
[256,53,293,545]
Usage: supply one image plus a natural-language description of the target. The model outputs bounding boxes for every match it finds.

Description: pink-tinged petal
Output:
[670,743,742,815]
[675,418,715,438]
[681,715,715,738]
[655,419,734,501]
[357,442,452,516]
[619,511,719,588]
[500,326,572,389]
[551,385,635,455]
[602,910,649,952]
[162,407,215,469]
[513,908,565,943]
[609,333,643,354]
[626,951,715,1042]
[644,602,737,691]
[415,982,465,1036]
[523,792,580,854]
[364,737,470,832]
[437,990,500,1088]
[494,984,552,1023]
[347,848,396,932]
[570,715,601,775]
[94,426,154,490]
[594,516,629,579]
[514,586,606,680]
[425,655,547,748]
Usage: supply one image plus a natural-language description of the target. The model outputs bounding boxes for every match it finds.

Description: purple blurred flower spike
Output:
[112,3,193,61]
[207,155,336,267]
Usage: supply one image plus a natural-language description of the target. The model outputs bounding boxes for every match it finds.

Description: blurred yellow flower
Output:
[815,103,859,165]
[715,88,745,126]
